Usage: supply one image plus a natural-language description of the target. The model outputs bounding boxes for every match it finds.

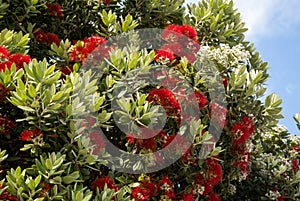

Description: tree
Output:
[0,0,299,200]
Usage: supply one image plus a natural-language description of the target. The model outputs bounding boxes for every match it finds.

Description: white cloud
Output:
[285,83,298,94]
[185,0,300,41]
[233,0,300,41]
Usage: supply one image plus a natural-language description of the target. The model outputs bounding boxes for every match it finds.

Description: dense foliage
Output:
[0,0,299,200]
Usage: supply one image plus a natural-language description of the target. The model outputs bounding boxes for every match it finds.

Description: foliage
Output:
[0,0,299,200]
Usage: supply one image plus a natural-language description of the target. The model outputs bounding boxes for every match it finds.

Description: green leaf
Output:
[62,171,80,184]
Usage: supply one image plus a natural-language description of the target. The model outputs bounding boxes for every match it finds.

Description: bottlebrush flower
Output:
[0,186,19,201]
[181,25,198,41]
[89,131,105,154]
[210,101,228,128]
[34,29,61,46]
[0,46,9,59]
[69,35,107,63]
[162,24,184,42]
[9,53,31,69]
[194,90,208,110]
[131,187,150,201]
[60,65,73,76]
[0,61,13,71]
[208,192,221,201]
[0,116,16,135]
[47,33,61,46]
[230,116,255,146]
[19,128,42,141]
[0,84,11,103]
[142,181,158,197]
[206,159,222,186]
[154,49,175,61]
[126,133,135,145]
[137,137,157,151]
[47,3,63,19]
[161,43,184,57]
[34,29,48,44]
[292,159,300,172]
[162,24,198,42]
[181,193,195,201]
[159,176,174,191]
[147,88,182,124]
[92,176,119,191]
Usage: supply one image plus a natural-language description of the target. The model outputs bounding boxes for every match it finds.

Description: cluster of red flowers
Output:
[92,176,119,192]
[37,182,52,198]
[0,83,10,103]
[154,24,199,63]
[47,3,63,19]
[230,116,255,146]
[131,177,158,201]
[19,128,43,141]
[89,131,105,154]
[0,184,19,201]
[230,116,255,176]
[0,46,31,71]
[192,158,222,200]
[210,101,228,128]
[194,90,208,110]
[292,159,300,172]
[126,129,167,152]
[69,35,109,63]
[147,87,182,124]
[0,115,16,136]
[34,29,61,46]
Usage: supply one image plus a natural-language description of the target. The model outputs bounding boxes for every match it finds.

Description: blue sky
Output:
[186,0,300,135]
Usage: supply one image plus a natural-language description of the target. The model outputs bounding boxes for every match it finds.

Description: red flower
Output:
[84,35,106,47]
[9,53,31,69]
[159,176,173,191]
[223,77,228,88]
[161,43,184,57]
[165,190,175,199]
[0,187,19,201]
[34,29,48,44]
[154,49,175,61]
[19,128,42,141]
[210,102,228,128]
[162,24,183,42]
[0,84,11,103]
[194,91,208,110]
[292,159,300,172]
[0,46,9,59]
[230,116,255,146]
[0,116,16,135]
[47,3,63,19]
[60,65,73,76]
[142,181,158,197]
[208,192,221,201]
[181,25,198,41]
[0,61,13,71]
[278,194,284,201]
[126,133,135,145]
[137,137,157,151]
[92,176,119,192]
[293,146,300,152]
[131,187,150,201]
[206,159,222,186]
[181,193,195,201]
[89,131,105,154]
[162,24,198,42]
[103,0,111,4]
[69,35,107,63]
[47,33,60,46]
[147,88,182,124]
